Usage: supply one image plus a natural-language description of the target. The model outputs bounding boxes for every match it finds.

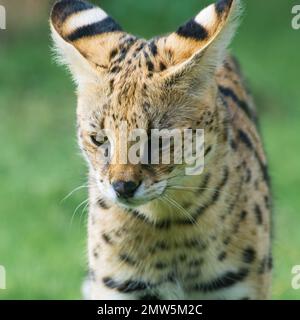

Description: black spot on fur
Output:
[184,239,206,250]
[159,62,166,71]
[176,19,209,41]
[245,168,252,183]
[211,167,229,202]
[120,253,136,266]
[119,47,128,60]
[192,268,249,292]
[204,145,212,156]
[127,208,172,230]
[238,129,253,150]
[155,219,172,230]
[149,41,158,56]
[260,162,270,186]
[93,249,99,258]
[189,259,204,267]
[237,129,270,186]
[218,251,227,261]
[103,277,153,293]
[268,255,273,270]
[146,60,154,72]
[254,204,263,225]
[210,235,217,241]
[223,236,231,245]
[155,262,168,270]
[196,173,211,196]
[243,247,256,263]
[135,42,145,54]
[98,198,109,209]
[155,241,169,250]
[102,233,113,245]
[110,48,118,60]
[264,195,271,210]
[110,65,121,73]
[109,79,114,93]
[179,254,187,262]
[230,139,238,150]
[192,167,229,220]
[143,51,149,59]
[219,85,257,123]
[240,210,248,221]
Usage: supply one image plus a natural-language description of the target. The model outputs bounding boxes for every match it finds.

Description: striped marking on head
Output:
[51,0,122,43]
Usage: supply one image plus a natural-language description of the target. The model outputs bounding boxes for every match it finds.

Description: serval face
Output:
[51,0,240,209]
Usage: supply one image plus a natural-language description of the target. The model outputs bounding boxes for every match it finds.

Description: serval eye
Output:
[90,135,108,147]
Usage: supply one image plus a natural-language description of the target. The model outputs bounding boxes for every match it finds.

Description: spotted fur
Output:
[50,0,272,300]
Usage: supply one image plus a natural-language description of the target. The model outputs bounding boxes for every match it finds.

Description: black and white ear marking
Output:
[50,0,126,84]
[157,0,241,86]
[175,0,236,42]
[51,0,94,29]
[66,16,122,42]
[176,2,221,41]
[51,0,122,42]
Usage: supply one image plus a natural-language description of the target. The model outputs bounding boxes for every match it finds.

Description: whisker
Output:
[69,198,89,230]
[162,195,213,255]
[61,184,88,203]
[163,194,197,226]
[79,201,89,227]
[166,185,236,201]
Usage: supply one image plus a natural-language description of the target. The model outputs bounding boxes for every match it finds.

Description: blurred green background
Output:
[0,0,299,299]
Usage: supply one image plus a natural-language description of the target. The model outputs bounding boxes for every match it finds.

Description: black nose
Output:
[112,180,140,199]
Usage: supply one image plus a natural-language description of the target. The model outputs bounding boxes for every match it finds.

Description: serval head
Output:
[50,0,241,213]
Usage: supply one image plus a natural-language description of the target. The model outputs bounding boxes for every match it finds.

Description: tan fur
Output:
[51,0,272,300]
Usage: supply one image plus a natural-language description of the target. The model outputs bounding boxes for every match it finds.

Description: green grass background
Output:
[0,0,299,299]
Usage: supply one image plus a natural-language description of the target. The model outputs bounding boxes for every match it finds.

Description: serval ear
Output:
[50,0,126,84]
[157,0,242,90]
